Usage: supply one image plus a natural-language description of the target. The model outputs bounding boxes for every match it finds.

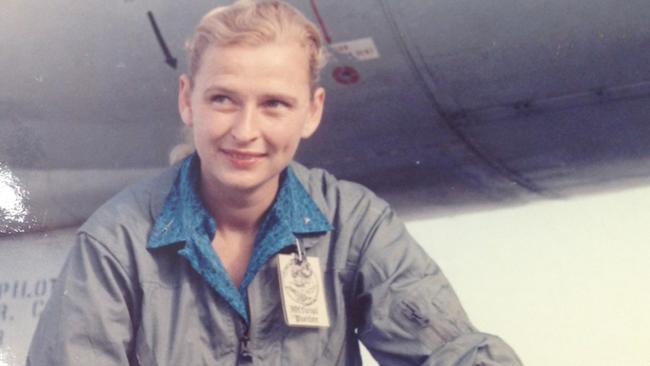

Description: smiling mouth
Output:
[220,149,266,164]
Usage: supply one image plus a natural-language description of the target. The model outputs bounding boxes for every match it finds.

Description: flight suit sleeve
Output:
[27,232,137,366]
[353,205,522,366]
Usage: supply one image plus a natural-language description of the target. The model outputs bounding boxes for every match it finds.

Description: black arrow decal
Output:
[147,11,177,69]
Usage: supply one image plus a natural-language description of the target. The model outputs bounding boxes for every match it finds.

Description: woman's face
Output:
[178,42,325,195]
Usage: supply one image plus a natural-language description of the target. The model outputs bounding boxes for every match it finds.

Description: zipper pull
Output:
[239,334,252,360]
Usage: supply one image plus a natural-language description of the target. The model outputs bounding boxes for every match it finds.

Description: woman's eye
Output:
[210,95,231,104]
[264,99,289,109]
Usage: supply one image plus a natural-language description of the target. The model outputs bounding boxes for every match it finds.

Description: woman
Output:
[28,1,521,365]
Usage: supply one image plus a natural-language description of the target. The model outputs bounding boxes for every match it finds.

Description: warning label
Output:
[330,37,380,61]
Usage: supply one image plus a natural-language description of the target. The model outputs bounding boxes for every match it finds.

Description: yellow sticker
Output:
[277,254,330,328]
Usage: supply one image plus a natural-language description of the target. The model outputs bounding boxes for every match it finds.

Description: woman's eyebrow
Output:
[202,87,297,105]
[203,85,239,96]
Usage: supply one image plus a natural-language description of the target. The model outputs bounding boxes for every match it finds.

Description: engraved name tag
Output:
[277,254,330,328]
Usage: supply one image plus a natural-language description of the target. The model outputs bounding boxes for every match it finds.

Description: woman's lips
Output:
[221,149,266,168]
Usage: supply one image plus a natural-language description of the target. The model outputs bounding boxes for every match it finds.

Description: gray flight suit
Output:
[27,162,522,365]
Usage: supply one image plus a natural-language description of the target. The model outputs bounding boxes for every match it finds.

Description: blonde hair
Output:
[169,0,327,164]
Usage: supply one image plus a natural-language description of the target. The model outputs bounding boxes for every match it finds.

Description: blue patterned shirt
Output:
[147,153,332,323]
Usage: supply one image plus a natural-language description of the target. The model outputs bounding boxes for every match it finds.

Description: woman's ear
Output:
[178,74,193,127]
[302,87,325,138]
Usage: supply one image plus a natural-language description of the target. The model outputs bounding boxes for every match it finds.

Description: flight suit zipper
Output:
[238,290,254,363]
[237,319,252,362]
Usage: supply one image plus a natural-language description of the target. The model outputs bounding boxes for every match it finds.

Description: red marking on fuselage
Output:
[333,66,360,85]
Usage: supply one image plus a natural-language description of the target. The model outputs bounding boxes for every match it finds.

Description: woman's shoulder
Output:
[289,161,392,221]
[78,164,180,247]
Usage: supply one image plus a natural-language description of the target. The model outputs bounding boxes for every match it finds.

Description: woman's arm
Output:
[352,206,522,366]
[27,232,138,365]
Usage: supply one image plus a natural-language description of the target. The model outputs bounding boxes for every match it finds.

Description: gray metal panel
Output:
[381,0,650,200]
[2,0,650,234]
[298,0,535,204]
[389,0,650,110]
[464,97,650,191]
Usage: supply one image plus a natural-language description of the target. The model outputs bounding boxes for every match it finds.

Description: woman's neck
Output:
[200,176,279,233]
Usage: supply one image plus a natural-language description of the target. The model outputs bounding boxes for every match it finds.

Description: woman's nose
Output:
[229,107,259,143]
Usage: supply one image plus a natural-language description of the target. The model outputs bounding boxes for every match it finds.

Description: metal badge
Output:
[277,239,329,328]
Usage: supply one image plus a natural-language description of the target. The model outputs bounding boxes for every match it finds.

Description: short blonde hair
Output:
[187,0,326,89]
[170,0,327,164]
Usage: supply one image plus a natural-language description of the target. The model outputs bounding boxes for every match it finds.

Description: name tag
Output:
[277,254,330,328]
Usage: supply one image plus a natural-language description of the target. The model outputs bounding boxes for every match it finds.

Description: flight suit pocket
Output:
[396,279,474,348]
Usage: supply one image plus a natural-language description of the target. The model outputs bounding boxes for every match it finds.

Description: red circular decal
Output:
[332,66,360,85]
